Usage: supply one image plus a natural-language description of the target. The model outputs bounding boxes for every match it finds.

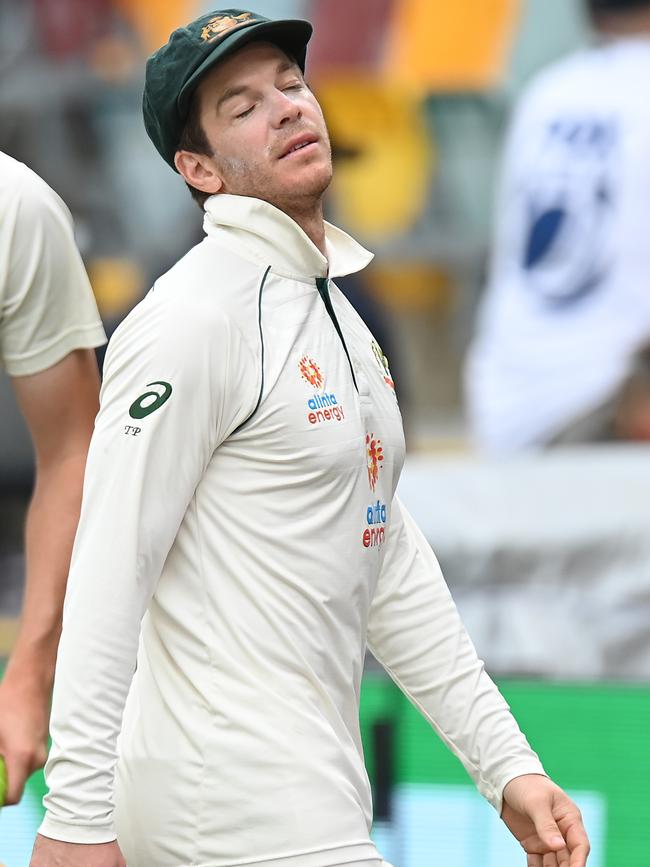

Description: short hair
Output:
[176,90,213,210]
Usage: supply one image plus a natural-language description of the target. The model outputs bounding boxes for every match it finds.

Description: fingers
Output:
[0,728,47,805]
[564,812,591,867]
[527,797,566,852]
[520,831,558,855]
[520,827,565,855]
[3,751,30,805]
[527,804,589,866]
[569,841,591,867]
[523,839,561,866]
[506,779,590,867]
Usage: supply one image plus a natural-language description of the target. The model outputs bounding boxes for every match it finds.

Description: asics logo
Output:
[129,381,172,419]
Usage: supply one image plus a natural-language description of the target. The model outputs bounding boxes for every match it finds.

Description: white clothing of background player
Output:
[466,0,650,450]
[30,10,590,867]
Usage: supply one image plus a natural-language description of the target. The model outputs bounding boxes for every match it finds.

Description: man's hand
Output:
[0,672,49,804]
[29,836,126,867]
[501,774,590,866]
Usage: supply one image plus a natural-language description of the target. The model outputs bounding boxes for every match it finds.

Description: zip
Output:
[315,277,359,392]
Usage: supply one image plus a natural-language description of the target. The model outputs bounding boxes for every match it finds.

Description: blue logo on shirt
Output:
[519,117,618,307]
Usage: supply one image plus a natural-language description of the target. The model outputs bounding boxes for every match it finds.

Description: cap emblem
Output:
[200,12,256,43]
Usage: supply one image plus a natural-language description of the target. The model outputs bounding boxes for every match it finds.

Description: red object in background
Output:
[33,0,114,60]
[307,0,393,75]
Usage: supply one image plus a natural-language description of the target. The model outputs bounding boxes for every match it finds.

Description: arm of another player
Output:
[0,348,100,805]
[367,496,590,866]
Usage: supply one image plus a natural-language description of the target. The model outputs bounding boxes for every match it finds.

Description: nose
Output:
[271,89,301,127]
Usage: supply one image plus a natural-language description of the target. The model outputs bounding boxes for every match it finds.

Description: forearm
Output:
[41,457,159,840]
[0,453,88,805]
[368,498,546,810]
[5,451,87,692]
[7,347,100,691]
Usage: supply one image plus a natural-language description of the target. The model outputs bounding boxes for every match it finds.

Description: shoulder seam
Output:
[231,265,271,434]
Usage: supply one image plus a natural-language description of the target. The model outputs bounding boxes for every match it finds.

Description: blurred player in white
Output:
[466,0,650,450]
[31,10,589,867]
[0,152,105,803]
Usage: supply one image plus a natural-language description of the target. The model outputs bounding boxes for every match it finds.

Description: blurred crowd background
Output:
[1,1,650,866]
[0,0,593,459]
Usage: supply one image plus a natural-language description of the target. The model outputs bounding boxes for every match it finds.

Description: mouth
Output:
[279,134,319,159]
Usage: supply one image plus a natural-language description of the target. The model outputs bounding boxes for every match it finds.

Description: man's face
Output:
[193,41,332,208]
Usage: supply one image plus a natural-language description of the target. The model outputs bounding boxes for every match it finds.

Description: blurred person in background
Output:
[465,0,650,451]
[31,9,588,867]
[327,143,400,401]
[0,152,105,803]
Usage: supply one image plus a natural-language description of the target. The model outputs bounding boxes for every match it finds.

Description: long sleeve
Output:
[367,496,546,812]
[38,286,259,843]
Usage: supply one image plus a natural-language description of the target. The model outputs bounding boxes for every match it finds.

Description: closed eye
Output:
[235,105,254,119]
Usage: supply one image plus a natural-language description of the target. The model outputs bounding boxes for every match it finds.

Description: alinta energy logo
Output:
[299,355,346,426]
[363,432,387,548]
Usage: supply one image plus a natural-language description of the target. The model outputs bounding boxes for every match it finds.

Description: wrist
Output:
[5,622,61,678]
[502,773,554,809]
[2,648,56,699]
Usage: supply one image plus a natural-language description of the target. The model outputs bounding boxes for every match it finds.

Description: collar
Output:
[202,194,373,281]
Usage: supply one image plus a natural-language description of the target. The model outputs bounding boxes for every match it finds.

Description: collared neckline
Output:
[202,194,373,281]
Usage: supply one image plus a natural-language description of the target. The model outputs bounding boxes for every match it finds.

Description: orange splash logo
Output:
[366,433,384,491]
[299,356,324,389]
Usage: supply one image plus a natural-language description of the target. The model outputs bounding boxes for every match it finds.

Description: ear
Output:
[174,150,223,194]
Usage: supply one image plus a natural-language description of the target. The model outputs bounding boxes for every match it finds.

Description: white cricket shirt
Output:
[0,152,105,374]
[466,38,650,449]
[41,195,544,867]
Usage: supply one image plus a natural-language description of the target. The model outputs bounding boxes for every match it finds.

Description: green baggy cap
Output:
[143,8,313,170]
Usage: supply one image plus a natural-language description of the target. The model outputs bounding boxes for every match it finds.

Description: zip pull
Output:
[315,277,358,392]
